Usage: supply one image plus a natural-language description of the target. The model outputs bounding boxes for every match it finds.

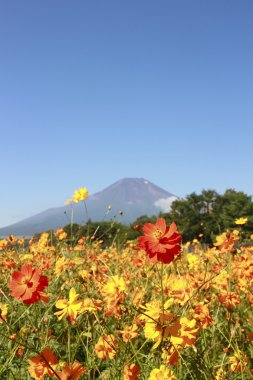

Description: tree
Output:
[164,189,253,243]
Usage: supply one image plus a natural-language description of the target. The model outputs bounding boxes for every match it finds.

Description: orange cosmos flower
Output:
[162,345,181,367]
[228,350,247,372]
[138,218,182,264]
[219,292,240,310]
[95,334,118,360]
[0,239,8,250]
[214,231,239,251]
[8,265,48,304]
[54,228,67,241]
[194,303,215,329]
[123,363,140,380]
[56,361,87,380]
[119,324,139,342]
[28,348,58,380]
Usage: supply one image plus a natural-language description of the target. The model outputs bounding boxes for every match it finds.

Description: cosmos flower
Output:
[234,217,248,225]
[54,288,82,322]
[148,365,178,380]
[0,239,8,250]
[8,265,48,304]
[95,334,118,360]
[119,324,139,342]
[137,218,182,264]
[123,364,140,380]
[228,350,247,372]
[0,302,8,323]
[56,361,86,380]
[73,187,89,203]
[28,348,58,380]
[54,228,67,241]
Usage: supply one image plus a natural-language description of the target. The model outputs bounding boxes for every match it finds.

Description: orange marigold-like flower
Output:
[219,292,240,310]
[171,317,198,348]
[0,239,8,250]
[123,363,140,380]
[162,345,181,367]
[56,361,87,380]
[214,232,239,251]
[194,303,215,329]
[228,350,247,372]
[95,334,118,360]
[137,218,182,264]
[54,228,67,241]
[28,348,58,380]
[119,324,139,342]
[8,265,48,305]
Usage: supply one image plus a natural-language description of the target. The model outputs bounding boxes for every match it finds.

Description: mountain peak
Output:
[0,178,178,237]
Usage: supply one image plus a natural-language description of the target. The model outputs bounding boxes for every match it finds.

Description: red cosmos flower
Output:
[137,218,182,264]
[8,264,48,304]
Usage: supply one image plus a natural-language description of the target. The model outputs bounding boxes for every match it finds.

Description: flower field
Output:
[1,192,253,379]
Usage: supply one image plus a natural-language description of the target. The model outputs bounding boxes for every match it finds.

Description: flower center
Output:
[25,280,33,288]
[153,229,163,239]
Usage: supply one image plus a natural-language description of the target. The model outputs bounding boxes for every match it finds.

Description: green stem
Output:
[67,324,71,364]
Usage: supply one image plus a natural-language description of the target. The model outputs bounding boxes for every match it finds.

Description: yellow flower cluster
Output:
[66,187,89,204]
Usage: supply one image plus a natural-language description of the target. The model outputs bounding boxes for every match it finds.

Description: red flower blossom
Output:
[8,264,48,304]
[137,218,182,264]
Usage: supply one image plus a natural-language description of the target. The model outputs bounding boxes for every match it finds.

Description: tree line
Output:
[38,189,253,247]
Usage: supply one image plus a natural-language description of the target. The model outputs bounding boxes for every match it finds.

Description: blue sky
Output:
[1,0,253,227]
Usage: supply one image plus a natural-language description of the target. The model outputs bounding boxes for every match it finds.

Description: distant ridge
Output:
[0,178,178,237]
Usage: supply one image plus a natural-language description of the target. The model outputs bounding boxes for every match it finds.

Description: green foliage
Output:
[36,189,253,247]
[64,220,130,248]
[165,189,253,243]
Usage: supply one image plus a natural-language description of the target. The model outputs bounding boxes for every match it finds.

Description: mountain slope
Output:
[0,178,178,237]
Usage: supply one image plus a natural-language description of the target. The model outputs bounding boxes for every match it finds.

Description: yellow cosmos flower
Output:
[140,299,179,349]
[171,317,198,348]
[187,253,199,270]
[0,302,8,323]
[0,239,8,250]
[148,365,177,380]
[215,367,227,380]
[73,187,89,203]
[80,298,102,313]
[101,275,126,297]
[229,350,247,372]
[54,228,67,241]
[54,288,82,321]
[235,217,248,225]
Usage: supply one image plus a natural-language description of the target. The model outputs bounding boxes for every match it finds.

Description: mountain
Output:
[0,178,178,237]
